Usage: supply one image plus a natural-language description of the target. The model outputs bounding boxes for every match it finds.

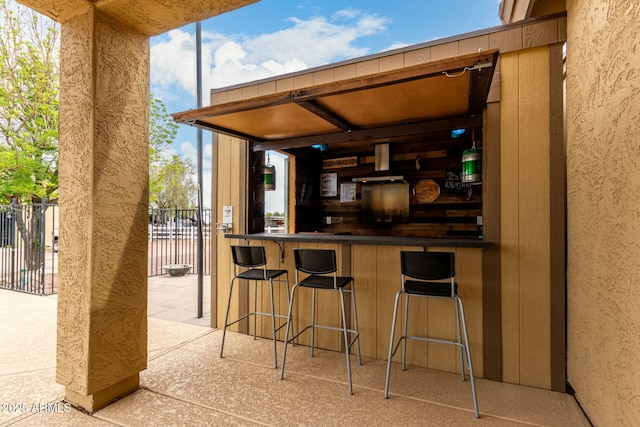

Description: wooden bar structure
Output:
[172,13,567,392]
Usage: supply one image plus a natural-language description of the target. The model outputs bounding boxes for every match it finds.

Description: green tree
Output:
[148,95,197,211]
[0,0,59,270]
[149,95,178,169]
[0,0,59,202]
[152,154,197,210]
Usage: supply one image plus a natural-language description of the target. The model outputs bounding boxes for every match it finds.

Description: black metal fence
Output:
[0,204,211,296]
[148,207,211,277]
[0,200,58,295]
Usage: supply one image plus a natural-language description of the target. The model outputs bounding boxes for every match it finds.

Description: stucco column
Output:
[56,7,149,412]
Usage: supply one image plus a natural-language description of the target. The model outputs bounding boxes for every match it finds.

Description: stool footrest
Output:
[405,335,464,348]
[225,311,288,328]
[287,324,358,344]
[389,335,463,359]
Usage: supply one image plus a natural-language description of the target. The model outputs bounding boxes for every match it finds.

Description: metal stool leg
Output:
[280,283,298,380]
[402,293,409,370]
[339,288,353,395]
[456,296,479,418]
[269,278,278,369]
[349,284,362,364]
[455,297,465,381]
[384,290,402,398]
[310,288,316,357]
[253,281,258,340]
[220,277,236,358]
[283,272,295,346]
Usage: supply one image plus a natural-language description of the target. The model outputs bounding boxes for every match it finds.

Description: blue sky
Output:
[150,1,503,210]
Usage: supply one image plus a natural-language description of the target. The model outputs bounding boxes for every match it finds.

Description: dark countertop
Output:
[225,233,491,249]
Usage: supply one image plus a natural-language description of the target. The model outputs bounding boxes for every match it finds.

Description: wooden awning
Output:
[171,50,498,151]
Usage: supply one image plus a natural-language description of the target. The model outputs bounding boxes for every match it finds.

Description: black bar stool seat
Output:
[220,245,292,369]
[236,268,287,281]
[298,274,353,289]
[403,280,458,297]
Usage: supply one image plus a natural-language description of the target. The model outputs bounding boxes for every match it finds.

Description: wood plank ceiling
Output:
[171,50,498,151]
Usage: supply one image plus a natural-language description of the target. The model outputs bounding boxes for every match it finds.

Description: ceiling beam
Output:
[190,120,255,141]
[252,116,483,151]
[296,100,354,131]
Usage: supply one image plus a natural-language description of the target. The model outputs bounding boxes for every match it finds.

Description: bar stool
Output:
[383,251,479,418]
[280,248,362,394]
[220,245,291,369]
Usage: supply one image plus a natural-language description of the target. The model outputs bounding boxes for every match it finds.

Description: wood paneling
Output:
[455,247,484,377]
[500,47,553,389]
[375,245,405,361]
[548,43,566,393]
[216,135,248,334]
[482,101,503,381]
[352,245,378,358]
[216,135,233,330]
[518,47,550,390]
[500,52,521,385]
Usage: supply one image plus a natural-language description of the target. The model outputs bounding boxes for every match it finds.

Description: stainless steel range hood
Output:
[352,143,405,183]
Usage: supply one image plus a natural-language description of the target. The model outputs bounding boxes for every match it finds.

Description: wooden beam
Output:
[191,120,258,142]
[468,55,499,115]
[253,116,483,151]
[296,100,354,131]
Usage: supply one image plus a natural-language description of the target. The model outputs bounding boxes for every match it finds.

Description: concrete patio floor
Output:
[1,276,591,426]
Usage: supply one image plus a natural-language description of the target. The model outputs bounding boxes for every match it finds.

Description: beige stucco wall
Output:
[18,0,259,36]
[566,0,640,424]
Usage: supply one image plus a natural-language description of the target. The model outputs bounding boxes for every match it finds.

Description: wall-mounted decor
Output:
[323,156,358,169]
[340,183,357,202]
[320,173,338,197]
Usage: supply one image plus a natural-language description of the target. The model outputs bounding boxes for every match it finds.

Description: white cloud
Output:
[180,141,197,161]
[150,30,197,100]
[159,147,178,161]
[150,9,389,101]
[332,9,359,20]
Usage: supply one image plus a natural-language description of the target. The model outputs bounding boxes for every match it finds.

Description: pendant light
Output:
[461,130,482,184]
[261,152,276,191]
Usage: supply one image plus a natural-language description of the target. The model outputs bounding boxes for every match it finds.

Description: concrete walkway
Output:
[0,279,590,426]
[147,273,211,327]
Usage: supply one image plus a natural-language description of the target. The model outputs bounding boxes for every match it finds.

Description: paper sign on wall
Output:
[320,173,338,197]
[340,183,357,202]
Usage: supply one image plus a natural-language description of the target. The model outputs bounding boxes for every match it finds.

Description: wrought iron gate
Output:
[0,204,211,295]
[0,200,58,295]
[147,207,211,277]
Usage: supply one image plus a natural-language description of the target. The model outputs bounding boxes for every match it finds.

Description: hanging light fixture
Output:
[261,152,276,191]
[461,130,482,184]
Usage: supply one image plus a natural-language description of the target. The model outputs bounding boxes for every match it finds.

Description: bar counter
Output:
[225,232,491,249]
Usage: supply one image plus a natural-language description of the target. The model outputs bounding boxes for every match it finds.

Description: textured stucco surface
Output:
[566,0,640,424]
[17,0,258,36]
[57,8,149,399]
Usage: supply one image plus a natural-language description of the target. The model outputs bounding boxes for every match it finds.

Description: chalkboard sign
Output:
[444,171,473,199]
